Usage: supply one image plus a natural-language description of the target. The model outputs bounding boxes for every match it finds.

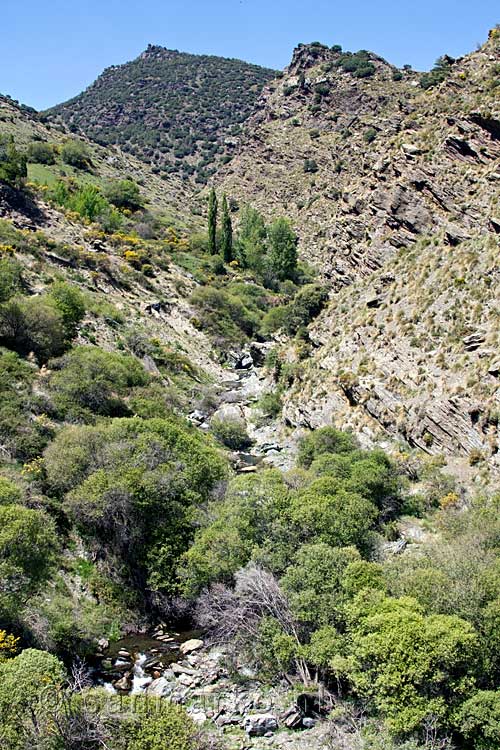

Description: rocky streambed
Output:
[94,632,332,748]
[188,342,302,474]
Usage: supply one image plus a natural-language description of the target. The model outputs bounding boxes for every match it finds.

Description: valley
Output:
[0,23,498,750]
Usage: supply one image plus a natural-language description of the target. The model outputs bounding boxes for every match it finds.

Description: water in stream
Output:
[96,631,199,695]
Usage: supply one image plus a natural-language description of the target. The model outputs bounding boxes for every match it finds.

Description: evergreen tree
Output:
[207,188,218,255]
[221,194,233,263]
[268,217,298,281]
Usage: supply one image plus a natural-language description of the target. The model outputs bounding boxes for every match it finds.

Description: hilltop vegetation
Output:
[45,46,276,183]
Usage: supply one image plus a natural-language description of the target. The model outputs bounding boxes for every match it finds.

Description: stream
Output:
[95,630,200,694]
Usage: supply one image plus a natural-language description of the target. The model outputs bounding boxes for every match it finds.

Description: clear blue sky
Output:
[3,0,498,110]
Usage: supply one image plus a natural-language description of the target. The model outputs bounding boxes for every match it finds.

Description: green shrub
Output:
[346,594,478,734]
[0,295,66,361]
[0,257,23,303]
[0,477,22,506]
[420,56,454,89]
[122,701,196,750]
[104,179,143,210]
[190,286,259,344]
[282,543,360,627]
[0,136,27,187]
[211,416,252,450]
[298,427,358,467]
[49,346,149,421]
[26,141,56,165]
[457,690,500,749]
[0,649,65,749]
[44,417,227,592]
[283,283,328,334]
[304,158,319,173]
[267,217,298,282]
[0,348,50,460]
[257,390,283,418]
[49,281,86,337]
[61,139,91,169]
[0,505,58,609]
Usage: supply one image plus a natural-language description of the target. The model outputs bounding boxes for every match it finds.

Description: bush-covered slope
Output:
[45,46,277,184]
[0,94,196,227]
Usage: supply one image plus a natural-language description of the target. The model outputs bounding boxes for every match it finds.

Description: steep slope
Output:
[0,94,195,227]
[217,33,500,473]
[219,36,499,283]
[45,46,276,183]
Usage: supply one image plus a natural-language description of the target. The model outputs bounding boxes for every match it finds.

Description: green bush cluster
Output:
[61,139,91,169]
[179,428,401,594]
[420,55,455,89]
[26,140,56,165]
[44,416,227,593]
[0,281,85,361]
[335,50,377,78]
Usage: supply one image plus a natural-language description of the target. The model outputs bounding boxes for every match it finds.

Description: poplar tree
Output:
[220,194,233,263]
[268,217,298,281]
[207,188,218,255]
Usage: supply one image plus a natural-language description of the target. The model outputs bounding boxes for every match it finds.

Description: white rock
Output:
[179,638,204,655]
[243,713,278,736]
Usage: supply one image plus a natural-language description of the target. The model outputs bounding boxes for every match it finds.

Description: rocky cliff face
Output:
[220,34,499,284]
[219,32,500,473]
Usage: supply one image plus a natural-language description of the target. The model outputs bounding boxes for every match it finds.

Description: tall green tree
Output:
[268,217,298,281]
[221,194,233,263]
[237,205,267,273]
[207,188,218,255]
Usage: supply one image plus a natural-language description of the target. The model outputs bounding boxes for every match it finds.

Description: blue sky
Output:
[3,0,498,110]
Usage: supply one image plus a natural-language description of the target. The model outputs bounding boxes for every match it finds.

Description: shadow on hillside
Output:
[0,183,46,228]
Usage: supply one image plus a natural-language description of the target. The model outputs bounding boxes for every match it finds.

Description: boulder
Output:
[284,711,302,729]
[179,638,204,655]
[463,332,485,351]
[488,360,500,376]
[146,676,174,697]
[114,672,131,691]
[243,713,278,736]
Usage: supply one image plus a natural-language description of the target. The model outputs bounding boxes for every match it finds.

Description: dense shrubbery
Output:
[0,648,197,750]
[262,283,328,335]
[0,281,85,361]
[335,50,377,78]
[49,346,149,421]
[179,429,400,594]
[61,139,91,169]
[50,179,122,228]
[104,179,143,210]
[44,416,226,593]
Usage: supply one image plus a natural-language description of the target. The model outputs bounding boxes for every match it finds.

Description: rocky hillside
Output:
[45,47,276,184]
[219,36,499,282]
[216,33,500,475]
